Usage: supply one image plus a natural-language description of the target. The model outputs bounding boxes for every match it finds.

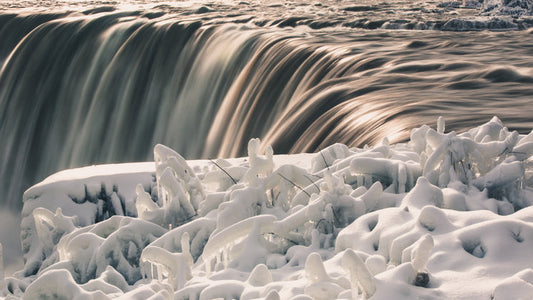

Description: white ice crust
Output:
[3,117,533,299]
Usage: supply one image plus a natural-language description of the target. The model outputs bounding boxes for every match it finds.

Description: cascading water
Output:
[1,5,533,212]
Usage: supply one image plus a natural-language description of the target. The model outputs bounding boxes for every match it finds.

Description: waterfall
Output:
[1,10,533,209]
[0,12,263,208]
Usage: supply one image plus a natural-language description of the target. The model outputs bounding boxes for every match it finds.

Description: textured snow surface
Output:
[3,117,533,299]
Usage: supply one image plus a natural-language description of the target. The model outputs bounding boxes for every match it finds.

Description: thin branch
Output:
[278,173,311,198]
[176,213,198,227]
[458,160,468,180]
[209,159,237,185]
[320,151,330,171]
[304,174,321,193]
[498,147,510,157]
[265,232,299,245]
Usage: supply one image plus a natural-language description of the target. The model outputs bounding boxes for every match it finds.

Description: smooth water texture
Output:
[1,2,533,209]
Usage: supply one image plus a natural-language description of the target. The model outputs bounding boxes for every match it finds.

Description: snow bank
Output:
[3,117,533,299]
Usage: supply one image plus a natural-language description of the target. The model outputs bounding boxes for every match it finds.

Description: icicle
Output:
[136,184,158,220]
[342,249,376,299]
[202,215,276,271]
[181,232,193,268]
[411,234,434,273]
[157,262,163,282]
[0,243,4,283]
[437,116,445,134]
[110,192,124,216]
[397,163,407,193]
[140,245,192,291]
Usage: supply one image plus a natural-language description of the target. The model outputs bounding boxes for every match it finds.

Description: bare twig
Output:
[320,151,330,171]
[176,213,198,227]
[209,159,237,185]
[278,173,311,198]
[304,174,321,193]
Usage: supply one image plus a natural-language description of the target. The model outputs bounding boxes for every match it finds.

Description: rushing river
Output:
[1,0,533,210]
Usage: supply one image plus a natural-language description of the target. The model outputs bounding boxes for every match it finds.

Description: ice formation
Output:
[3,117,533,299]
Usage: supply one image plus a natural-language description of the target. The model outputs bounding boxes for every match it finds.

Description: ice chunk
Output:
[350,157,420,193]
[149,218,216,261]
[389,231,421,265]
[216,185,268,229]
[311,144,352,173]
[24,269,106,300]
[473,160,523,191]
[33,207,77,250]
[304,253,343,300]
[513,141,533,161]
[154,144,194,179]
[57,232,104,283]
[437,116,445,134]
[411,235,434,273]
[401,177,443,210]
[243,138,274,185]
[135,184,159,221]
[409,125,431,153]
[342,249,376,298]
[140,234,192,290]
[247,264,273,287]
[98,266,131,293]
[266,164,318,209]
[228,218,272,271]
[159,168,195,216]
[305,252,329,284]
[442,188,468,211]
[202,215,276,273]
[50,216,167,285]
[0,243,3,289]
[154,144,204,223]
[25,207,78,276]
[203,163,246,191]
[473,117,504,142]
[359,181,382,212]
[80,276,123,296]
[417,205,454,233]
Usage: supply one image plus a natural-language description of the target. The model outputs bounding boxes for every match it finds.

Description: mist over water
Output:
[0,1,533,212]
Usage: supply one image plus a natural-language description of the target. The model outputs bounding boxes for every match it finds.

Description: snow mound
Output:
[3,117,533,299]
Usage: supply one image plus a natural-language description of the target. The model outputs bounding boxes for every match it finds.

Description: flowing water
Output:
[1,0,533,211]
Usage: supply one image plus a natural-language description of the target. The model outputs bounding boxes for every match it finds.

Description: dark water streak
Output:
[1,10,533,209]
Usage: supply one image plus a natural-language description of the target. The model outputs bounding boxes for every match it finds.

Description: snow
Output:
[2,117,533,299]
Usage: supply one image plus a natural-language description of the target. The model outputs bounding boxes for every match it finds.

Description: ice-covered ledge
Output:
[20,162,155,276]
[19,154,315,276]
[22,155,315,225]
[23,162,156,222]
[9,117,533,299]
